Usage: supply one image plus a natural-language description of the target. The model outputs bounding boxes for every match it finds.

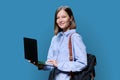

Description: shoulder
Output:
[71,33,82,40]
[51,35,57,42]
[71,33,86,49]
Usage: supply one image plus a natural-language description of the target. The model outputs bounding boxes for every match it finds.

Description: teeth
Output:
[60,23,64,25]
[60,24,63,25]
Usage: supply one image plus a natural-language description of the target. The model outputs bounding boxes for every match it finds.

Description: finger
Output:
[47,60,53,62]
[28,60,31,62]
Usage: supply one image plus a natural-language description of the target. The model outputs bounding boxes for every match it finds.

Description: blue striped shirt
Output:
[46,29,87,80]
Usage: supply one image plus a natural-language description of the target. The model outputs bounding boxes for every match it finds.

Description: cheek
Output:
[56,19,59,24]
[65,20,71,26]
[65,18,71,23]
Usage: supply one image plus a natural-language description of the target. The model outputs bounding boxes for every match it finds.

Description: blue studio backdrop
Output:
[0,0,120,80]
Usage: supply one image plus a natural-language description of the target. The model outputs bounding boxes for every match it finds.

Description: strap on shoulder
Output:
[68,33,75,61]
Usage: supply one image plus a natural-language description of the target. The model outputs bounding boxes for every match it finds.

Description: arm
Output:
[71,34,87,71]
[46,36,57,60]
[44,36,57,70]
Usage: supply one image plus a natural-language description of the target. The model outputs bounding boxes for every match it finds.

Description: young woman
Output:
[46,6,87,80]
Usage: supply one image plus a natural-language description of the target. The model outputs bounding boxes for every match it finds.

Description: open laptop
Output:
[23,37,53,70]
[23,37,39,65]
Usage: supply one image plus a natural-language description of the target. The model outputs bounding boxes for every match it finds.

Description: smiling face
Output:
[56,9,72,32]
[54,6,76,35]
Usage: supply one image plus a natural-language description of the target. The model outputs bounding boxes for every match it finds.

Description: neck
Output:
[62,27,70,32]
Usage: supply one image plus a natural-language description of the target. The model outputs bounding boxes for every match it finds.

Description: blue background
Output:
[0,0,120,80]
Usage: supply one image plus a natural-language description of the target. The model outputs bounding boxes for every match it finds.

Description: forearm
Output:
[57,60,87,72]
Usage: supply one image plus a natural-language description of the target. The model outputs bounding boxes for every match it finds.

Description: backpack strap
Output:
[68,33,76,78]
[68,33,75,61]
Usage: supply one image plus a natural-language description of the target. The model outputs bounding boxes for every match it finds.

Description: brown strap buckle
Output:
[69,56,73,61]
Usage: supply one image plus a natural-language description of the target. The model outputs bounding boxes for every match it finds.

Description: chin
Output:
[60,26,66,29]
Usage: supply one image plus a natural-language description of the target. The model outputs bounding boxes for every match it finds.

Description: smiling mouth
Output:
[59,22,65,26]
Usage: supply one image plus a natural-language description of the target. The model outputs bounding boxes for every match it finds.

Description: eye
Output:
[62,16,66,18]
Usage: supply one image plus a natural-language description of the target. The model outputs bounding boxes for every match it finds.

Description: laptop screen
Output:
[23,37,38,65]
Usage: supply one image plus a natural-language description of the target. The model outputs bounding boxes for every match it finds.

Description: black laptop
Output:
[23,37,53,70]
[23,37,38,65]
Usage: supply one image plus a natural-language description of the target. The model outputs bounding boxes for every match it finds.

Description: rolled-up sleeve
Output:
[44,36,56,70]
[47,36,56,60]
[71,34,87,71]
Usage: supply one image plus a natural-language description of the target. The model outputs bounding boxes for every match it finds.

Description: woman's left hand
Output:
[47,60,58,67]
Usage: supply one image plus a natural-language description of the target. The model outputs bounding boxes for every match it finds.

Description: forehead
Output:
[57,9,68,16]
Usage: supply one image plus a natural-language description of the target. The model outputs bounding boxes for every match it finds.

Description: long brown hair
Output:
[54,6,76,35]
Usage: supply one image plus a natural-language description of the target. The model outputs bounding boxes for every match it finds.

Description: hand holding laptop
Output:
[28,60,37,66]
[28,60,45,69]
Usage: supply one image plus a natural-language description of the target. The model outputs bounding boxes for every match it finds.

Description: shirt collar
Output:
[57,29,76,37]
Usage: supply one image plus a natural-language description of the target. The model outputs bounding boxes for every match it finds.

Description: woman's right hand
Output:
[28,60,38,66]
[28,60,46,70]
